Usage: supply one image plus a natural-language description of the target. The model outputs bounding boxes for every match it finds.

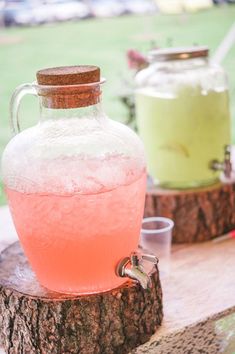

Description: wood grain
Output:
[145,182,235,243]
[0,242,163,354]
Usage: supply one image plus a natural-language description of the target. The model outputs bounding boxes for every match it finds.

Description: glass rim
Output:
[141,217,174,234]
[148,46,209,63]
[32,77,106,90]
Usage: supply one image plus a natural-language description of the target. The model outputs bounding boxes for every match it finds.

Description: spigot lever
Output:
[141,253,159,265]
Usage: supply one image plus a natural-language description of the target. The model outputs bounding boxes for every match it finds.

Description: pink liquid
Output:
[6,172,146,294]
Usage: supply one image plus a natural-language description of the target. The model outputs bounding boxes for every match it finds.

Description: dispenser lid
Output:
[36,65,100,86]
[149,46,209,62]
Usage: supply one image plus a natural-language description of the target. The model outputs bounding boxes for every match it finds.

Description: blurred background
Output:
[0,0,235,204]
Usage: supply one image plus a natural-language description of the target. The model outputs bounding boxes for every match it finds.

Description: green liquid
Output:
[136,89,231,188]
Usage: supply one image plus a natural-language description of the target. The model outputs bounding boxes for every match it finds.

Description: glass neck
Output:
[152,57,208,71]
[39,100,103,121]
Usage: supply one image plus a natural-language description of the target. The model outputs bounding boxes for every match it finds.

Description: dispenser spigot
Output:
[116,251,158,290]
[210,145,232,178]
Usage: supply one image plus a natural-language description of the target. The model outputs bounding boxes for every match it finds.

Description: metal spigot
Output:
[116,252,159,290]
[210,145,232,178]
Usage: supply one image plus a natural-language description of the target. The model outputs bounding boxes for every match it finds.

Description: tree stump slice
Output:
[0,242,163,354]
[144,182,235,243]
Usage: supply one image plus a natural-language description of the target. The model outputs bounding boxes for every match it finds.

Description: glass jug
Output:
[1,65,148,294]
[135,46,231,189]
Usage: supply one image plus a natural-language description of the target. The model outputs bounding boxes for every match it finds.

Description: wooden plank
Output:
[134,238,235,353]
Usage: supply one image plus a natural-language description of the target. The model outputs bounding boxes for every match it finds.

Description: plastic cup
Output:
[140,217,174,276]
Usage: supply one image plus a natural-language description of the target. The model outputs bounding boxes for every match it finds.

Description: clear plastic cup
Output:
[140,217,174,277]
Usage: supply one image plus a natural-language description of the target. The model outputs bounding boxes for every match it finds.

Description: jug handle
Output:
[10,83,37,134]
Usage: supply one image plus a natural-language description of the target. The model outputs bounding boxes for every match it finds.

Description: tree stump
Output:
[0,242,163,354]
[145,182,235,243]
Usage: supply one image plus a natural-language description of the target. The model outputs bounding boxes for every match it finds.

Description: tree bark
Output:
[0,242,163,354]
[145,182,235,243]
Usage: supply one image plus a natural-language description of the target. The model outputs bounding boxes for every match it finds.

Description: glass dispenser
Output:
[1,65,153,294]
[135,47,231,189]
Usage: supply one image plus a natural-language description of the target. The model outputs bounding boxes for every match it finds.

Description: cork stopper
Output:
[36,65,101,109]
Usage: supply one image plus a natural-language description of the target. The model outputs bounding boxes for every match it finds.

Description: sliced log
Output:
[0,242,163,354]
[145,182,235,243]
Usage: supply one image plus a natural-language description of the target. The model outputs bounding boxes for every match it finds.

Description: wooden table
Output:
[0,206,235,354]
[135,240,235,353]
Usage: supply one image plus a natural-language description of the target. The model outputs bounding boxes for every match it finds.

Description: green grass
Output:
[1,6,235,205]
